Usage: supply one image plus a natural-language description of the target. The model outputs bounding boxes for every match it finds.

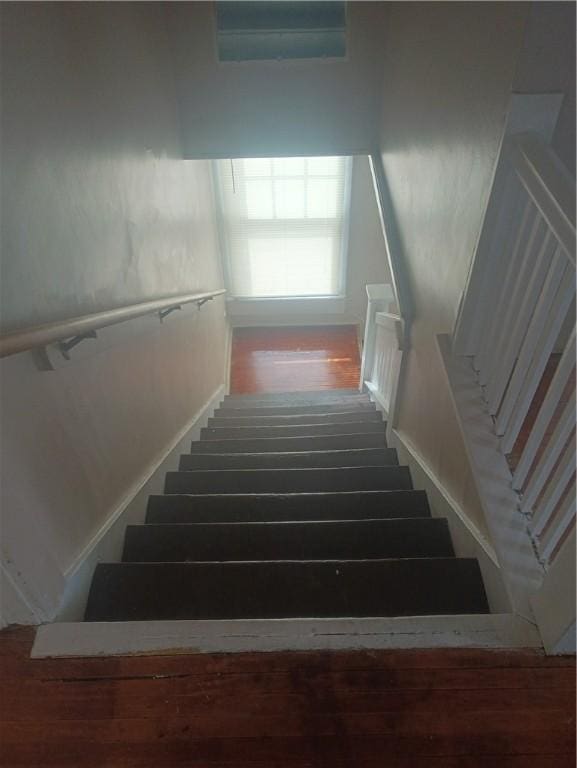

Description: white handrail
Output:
[0,289,227,358]
[368,153,413,324]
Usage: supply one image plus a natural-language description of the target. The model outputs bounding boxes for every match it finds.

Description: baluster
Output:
[486,224,553,415]
[475,199,533,385]
[538,477,576,564]
[511,327,576,489]
[454,163,522,357]
[530,446,575,536]
[520,397,576,514]
[485,212,545,413]
[496,257,573,443]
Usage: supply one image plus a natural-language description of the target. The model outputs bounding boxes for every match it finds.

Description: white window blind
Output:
[215,156,350,299]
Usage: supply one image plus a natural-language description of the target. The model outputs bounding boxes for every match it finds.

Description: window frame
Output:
[214,155,352,301]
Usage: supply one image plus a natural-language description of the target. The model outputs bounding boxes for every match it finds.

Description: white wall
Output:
[0,4,227,623]
[165,2,387,159]
[513,1,576,176]
[377,2,528,537]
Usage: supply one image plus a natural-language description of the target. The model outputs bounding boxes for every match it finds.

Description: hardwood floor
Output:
[0,626,575,767]
[230,326,361,394]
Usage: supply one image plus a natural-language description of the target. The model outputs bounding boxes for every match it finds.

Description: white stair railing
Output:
[454,132,576,569]
[360,154,413,439]
[361,295,404,427]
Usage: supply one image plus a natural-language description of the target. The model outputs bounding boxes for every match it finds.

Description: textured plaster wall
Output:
[377,2,529,537]
[513,0,576,176]
[0,3,227,620]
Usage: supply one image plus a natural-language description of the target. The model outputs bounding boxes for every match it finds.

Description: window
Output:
[216,2,346,62]
[215,156,351,299]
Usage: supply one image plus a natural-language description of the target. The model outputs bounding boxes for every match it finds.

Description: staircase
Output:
[85,389,489,622]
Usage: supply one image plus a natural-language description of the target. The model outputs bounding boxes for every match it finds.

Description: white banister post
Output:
[359,284,393,390]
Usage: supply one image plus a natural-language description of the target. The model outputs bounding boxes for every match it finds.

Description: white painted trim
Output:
[436,334,543,621]
[387,428,512,617]
[56,385,225,622]
[32,613,542,658]
[531,528,576,654]
[391,430,498,566]
[0,562,42,626]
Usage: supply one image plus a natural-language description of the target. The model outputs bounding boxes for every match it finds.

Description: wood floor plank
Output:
[0,627,574,766]
[230,326,361,394]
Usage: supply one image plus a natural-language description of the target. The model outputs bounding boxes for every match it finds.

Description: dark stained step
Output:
[85,558,489,621]
[190,433,386,454]
[179,448,398,471]
[200,421,384,440]
[208,411,383,428]
[165,466,412,495]
[146,490,431,524]
[215,402,377,417]
[122,518,454,563]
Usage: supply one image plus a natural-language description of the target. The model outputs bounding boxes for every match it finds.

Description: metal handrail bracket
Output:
[0,289,226,360]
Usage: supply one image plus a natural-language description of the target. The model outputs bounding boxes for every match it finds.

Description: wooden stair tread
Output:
[85,558,489,621]
[122,518,454,562]
[190,432,387,453]
[164,465,412,494]
[146,489,431,523]
[201,421,385,439]
[208,410,383,427]
[179,447,399,470]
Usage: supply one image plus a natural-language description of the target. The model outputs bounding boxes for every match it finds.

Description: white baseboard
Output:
[55,385,224,622]
[32,613,542,658]
[389,428,513,616]
[0,563,42,626]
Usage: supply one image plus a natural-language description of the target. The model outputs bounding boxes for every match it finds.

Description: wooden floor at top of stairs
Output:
[1,626,574,767]
[230,325,361,394]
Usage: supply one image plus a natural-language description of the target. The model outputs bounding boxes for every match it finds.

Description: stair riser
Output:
[216,402,376,417]
[165,466,412,495]
[179,448,398,471]
[223,397,371,409]
[146,490,431,524]
[190,433,386,454]
[85,559,489,622]
[208,411,383,427]
[122,519,454,562]
[201,422,384,440]
[224,389,363,402]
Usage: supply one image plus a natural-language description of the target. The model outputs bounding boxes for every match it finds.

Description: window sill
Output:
[226,296,353,325]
